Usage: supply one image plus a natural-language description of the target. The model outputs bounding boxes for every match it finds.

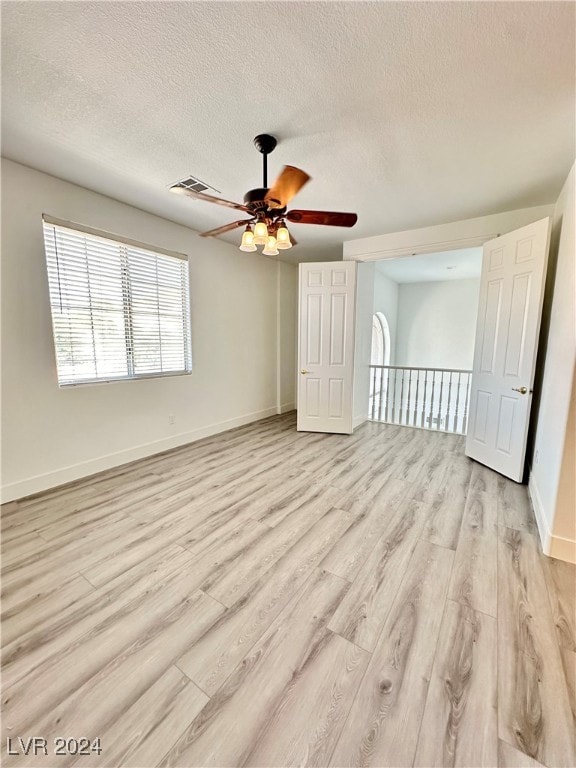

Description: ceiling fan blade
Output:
[286,210,358,227]
[170,185,250,212]
[265,166,311,209]
[289,231,298,247]
[199,219,254,238]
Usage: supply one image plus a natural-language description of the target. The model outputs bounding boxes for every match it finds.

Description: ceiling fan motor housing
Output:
[243,187,286,217]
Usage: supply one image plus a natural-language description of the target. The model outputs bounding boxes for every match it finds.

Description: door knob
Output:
[511,386,529,394]
[301,369,310,374]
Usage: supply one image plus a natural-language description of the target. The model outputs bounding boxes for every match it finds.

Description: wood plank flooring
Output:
[1,413,575,768]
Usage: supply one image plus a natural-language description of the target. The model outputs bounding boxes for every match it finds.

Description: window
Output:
[371,312,390,366]
[42,216,192,386]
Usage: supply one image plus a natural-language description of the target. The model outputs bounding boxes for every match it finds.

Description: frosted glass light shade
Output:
[276,225,292,249]
[253,220,268,245]
[239,227,257,252]
[241,228,254,247]
[262,236,279,256]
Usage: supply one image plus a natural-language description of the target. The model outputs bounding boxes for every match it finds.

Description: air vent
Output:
[174,175,221,195]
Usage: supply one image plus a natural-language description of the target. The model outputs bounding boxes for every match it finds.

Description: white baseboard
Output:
[548,533,576,563]
[528,474,576,564]
[277,402,296,414]
[1,406,278,503]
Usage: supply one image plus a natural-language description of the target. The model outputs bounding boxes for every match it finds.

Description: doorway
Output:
[368,248,482,433]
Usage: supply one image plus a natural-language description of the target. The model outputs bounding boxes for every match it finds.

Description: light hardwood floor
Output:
[1,413,575,768]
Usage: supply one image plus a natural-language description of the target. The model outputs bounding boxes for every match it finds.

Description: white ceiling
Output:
[2,2,574,263]
[376,247,482,283]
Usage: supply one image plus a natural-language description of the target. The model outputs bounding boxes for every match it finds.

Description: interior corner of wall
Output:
[528,472,576,563]
[528,473,552,555]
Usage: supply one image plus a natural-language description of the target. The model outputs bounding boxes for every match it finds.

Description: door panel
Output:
[329,378,344,417]
[330,294,347,365]
[465,218,550,481]
[308,302,322,363]
[472,390,491,443]
[298,262,356,433]
[504,273,531,375]
[306,378,321,417]
[496,396,516,454]
[479,280,502,373]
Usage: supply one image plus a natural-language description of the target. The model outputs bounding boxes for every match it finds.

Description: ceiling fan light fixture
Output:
[171,135,357,253]
[253,219,269,245]
[276,222,292,249]
[239,225,257,252]
[262,235,279,256]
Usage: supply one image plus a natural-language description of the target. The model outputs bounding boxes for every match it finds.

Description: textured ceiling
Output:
[377,247,482,283]
[2,1,575,262]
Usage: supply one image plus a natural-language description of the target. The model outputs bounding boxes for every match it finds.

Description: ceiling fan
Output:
[169,134,358,255]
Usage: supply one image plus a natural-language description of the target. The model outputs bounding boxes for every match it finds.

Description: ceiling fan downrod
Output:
[253,134,277,189]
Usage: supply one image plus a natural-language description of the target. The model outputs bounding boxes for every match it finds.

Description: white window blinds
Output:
[42,216,192,386]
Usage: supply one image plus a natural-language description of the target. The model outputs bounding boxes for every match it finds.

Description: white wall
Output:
[1,159,297,502]
[395,279,480,369]
[277,261,298,412]
[372,271,398,364]
[529,162,576,563]
[353,262,375,428]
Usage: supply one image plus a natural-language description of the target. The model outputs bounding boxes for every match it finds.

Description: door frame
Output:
[342,206,553,264]
[342,207,555,476]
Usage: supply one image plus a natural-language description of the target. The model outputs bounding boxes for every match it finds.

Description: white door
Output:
[297,262,356,434]
[466,218,551,481]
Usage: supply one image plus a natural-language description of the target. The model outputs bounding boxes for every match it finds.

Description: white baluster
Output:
[413,370,420,426]
[428,370,436,429]
[386,366,392,422]
[437,371,444,430]
[447,372,453,433]
[391,368,398,424]
[454,372,462,433]
[421,370,428,428]
[399,369,406,425]
[462,372,471,434]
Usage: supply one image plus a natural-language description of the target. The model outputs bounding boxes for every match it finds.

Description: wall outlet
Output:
[168,414,175,425]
